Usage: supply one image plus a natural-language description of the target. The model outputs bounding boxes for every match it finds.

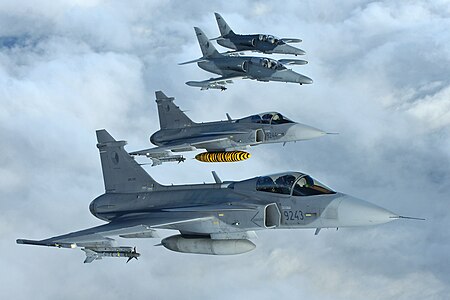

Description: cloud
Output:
[1,1,449,300]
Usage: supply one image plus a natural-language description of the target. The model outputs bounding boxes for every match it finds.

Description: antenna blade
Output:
[212,171,222,184]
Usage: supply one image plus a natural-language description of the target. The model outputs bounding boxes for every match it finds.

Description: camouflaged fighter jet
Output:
[211,12,306,56]
[17,130,421,263]
[129,91,328,166]
[180,27,312,90]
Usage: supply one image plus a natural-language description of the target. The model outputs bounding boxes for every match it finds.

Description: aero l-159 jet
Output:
[212,12,306,56]
[181,27,312,90]
[17,130,422,263]
[130,91,328,166]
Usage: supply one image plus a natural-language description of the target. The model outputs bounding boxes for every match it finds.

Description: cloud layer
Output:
[1,1,449,299]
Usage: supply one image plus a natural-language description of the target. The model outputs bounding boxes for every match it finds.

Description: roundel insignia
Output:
[111,152,119,165]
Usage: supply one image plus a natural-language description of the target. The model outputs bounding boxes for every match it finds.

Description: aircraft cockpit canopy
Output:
[258,58,285,70]
[256,172,336,196]
[236,112,294,125]
[259,34,281,45]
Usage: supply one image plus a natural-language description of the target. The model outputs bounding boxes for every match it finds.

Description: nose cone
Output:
[297,74,313,84]
[276,70,313,84]
[337,196,397,226]
[288,123,327,140]
[273,44,306,55]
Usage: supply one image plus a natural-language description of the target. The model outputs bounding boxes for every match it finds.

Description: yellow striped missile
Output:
[195,151,251,163]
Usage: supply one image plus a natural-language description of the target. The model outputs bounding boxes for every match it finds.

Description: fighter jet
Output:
[17,130,421,263]
[129,91,328,166]
[180,27,312,90]
[212,12,306,56]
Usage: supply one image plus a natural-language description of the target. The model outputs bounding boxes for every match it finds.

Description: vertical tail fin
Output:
[194,27,221,58]
[155,91,195,129]
[96,130,161,193]
[214,13,234,37]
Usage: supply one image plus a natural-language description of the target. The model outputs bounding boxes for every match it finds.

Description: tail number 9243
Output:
[283,210,304,223]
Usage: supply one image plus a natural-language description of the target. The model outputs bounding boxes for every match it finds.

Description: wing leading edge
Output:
[17,215,213,263]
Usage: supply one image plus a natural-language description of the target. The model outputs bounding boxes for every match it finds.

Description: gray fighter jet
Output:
[181,27,312,90]
[129,91,328,166]
[17,130,421,263]
[212,12,306,56]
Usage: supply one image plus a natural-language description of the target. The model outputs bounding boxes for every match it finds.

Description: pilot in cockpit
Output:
[262,58,269,68]
[293,176,334,196]
[272,113,281,122]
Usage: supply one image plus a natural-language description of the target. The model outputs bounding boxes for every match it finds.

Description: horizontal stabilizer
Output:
[178,58,208,65]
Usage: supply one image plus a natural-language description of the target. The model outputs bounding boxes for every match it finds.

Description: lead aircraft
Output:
[17,130,421,263]
[212,12,306,56]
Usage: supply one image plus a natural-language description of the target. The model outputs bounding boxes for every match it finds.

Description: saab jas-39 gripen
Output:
[180,27,312,90]
[211,13,306,56]
[129,91,329,166]
[17,130,421,263]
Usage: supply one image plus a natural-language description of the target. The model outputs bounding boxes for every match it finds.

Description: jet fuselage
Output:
[89,175,396,236]
[217,33,306,56]
[17,130,407,262]
[197,56,313,85]
[150,117,325,152]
